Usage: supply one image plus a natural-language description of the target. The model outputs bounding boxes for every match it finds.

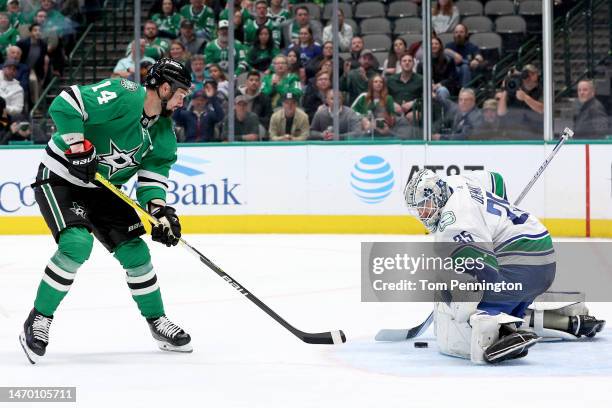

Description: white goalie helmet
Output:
[403,169,450,233]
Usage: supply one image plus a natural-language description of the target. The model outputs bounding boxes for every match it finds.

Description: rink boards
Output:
[0,142,610,237]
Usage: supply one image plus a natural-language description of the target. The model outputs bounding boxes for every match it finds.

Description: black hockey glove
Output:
[149,205,181,247]
[64,140,98,183]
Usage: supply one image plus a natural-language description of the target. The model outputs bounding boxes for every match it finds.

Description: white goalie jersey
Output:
[435,172,554,267]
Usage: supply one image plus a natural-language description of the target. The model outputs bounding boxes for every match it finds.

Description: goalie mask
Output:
[403,169,450,233]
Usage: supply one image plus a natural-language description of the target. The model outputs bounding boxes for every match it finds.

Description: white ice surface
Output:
[0,234,611,408]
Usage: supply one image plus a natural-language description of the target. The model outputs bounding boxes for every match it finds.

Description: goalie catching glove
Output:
[64,140,98,183]
[149,202,181,247]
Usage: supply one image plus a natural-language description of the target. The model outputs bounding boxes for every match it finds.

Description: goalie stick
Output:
[374,128,574,342]
[95,173,346,346]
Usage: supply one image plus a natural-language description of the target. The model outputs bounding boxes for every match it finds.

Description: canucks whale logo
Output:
[350,156,395,204]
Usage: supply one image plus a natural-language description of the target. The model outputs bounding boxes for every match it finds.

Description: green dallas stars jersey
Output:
[243,18,281,47]
[204,39,249,75]
[179,5,216,37]
[42,78,177,208]
[151,12,182,37]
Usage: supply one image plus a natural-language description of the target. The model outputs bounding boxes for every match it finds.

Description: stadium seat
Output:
[373,52,388,67]
[470,32,503,63]
[437,32,454,46]
[399,33,423,49]
[322,2,353,20]
[345,18,359,35]
[519,0,543,32]
[354,2,386,19]
[360,17,392,35]
[495,15,527,52]
[363,34,392,52]
[387,1,419,18]
[484,0,515,17]
[393,17,422,35]
[456,1,483,17]
[294,3,321,20]
[461,16,494,34]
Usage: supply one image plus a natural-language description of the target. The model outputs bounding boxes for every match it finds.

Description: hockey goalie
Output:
[403,169,606,364]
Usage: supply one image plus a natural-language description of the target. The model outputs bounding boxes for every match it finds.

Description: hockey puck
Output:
[414,342,428,348]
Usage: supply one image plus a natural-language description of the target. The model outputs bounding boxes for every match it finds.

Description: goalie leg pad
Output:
[434,301,478,359]
[469,311,524,364]
[524,291,589,340]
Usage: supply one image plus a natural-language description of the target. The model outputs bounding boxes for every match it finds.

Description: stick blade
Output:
[300,330,346,345]
[375,329,411,342]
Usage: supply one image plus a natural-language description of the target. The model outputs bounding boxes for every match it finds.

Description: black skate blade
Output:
[19,332,40,365]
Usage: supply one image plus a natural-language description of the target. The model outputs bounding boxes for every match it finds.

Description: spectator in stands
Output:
[15,27,46,106]
[247,26,280,73]
[286,26,321,67]
[322,8,353,52]
[473,98,501,139]
[130,20,170,60]
[268,0,290,26]
[433,87,483,140]
[445,23,485,87]
[190,54,207,93]
[351,74,396,136]
[305,41,343,82]
[6,46,31,105]
[0,59,24,115]
[112,39,156,79]
[388,53,422,124]
[432,0,459,35]
[269,91,309,141]
[32,9,63,77]
[341,49,379,105]
[231,6,246,43]
[347,36,364,70]
[285,48,306,84]
[204,19,249,76]
[180,0,216,40]
[178,19,206,56]
[383,38,408,77]
[127,60,153,84]
[282,5,322,48]
[244,0,281,46]
[573,79,609,139]
[222,95,262,141]
[169,41,191,68]
[7,0,26,27]
[262,54,302,108]
[4,114,45,143]
[303,70,332,122]
[207,64,229,102]
[0,12,19,57]
[0,97,11,144]
[173,87,224,142]
[497,64,543,139]
[152,0,182,39]
[418,36,458,99]
[310,90,362,140]
[219,0,252,23]
[238,70,273,130]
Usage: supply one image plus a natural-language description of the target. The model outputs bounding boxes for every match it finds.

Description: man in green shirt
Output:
[244,0,281,46]
[19,59,194,364]
[179,0,215,40]
[204,19,249,76]
[340,49,378,105]
[261,54,302,108]
[387,53,423,119]
[126,20,171,60]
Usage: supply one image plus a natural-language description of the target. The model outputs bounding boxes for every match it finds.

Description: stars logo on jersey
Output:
[120,78,139,91]
[70,202,87,219]
[98,140,141,177]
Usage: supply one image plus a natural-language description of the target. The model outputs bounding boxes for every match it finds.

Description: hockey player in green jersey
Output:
[20,58,194,364]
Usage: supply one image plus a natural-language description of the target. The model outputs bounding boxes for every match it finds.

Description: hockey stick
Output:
[94,173,346,345]
[375,128,575,342]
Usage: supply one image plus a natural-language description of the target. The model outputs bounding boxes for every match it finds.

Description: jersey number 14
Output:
[92,81,118,104]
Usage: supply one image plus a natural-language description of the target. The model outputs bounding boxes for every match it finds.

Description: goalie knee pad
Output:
[434,301,478,359]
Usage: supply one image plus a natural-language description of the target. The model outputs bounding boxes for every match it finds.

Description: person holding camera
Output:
[497,64,543,139]
[351,74,396,137]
